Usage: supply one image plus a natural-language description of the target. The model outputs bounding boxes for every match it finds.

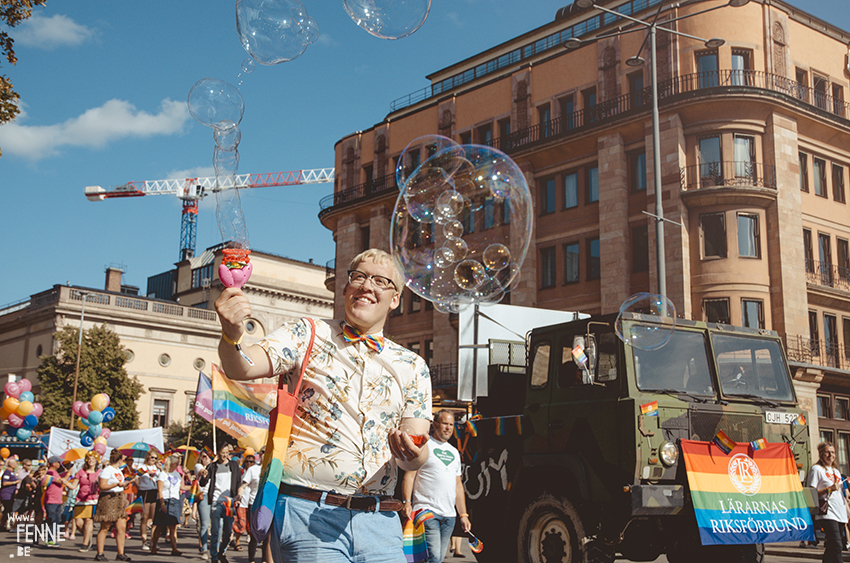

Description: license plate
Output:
[765,411,798,424]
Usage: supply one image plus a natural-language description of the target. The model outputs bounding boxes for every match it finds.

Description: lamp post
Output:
[69,290,89,429]
[565,0,749,300]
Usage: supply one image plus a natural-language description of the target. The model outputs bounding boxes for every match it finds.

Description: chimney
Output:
[105,267,123,293]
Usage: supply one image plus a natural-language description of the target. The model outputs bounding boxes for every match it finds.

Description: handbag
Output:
[819,494,830,515]
[250,317,315,542]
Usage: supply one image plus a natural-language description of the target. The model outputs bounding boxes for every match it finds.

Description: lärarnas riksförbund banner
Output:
[681,439,815,545]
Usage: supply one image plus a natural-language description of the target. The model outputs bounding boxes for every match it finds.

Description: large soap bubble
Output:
[614,293,676,351]
[343,0,431,40]
[236,0,319,65]
[391,141,532,308]
[188,78,245,128]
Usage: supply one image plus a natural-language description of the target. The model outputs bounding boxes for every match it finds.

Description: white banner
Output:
[47,426,164,459]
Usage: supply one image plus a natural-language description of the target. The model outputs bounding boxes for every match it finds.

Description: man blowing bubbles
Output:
[215,249,432,563]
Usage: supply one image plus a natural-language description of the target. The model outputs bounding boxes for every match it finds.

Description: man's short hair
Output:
[348,249,405,293]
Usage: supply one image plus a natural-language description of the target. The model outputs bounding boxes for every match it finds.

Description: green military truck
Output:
[463,312,813,563]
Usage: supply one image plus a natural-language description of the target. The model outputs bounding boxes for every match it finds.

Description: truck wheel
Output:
[517,493,585,563]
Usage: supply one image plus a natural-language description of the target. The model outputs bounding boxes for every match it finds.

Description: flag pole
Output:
[184,413,196,469]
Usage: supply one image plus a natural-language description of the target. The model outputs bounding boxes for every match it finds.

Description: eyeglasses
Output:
[347,270,397,292]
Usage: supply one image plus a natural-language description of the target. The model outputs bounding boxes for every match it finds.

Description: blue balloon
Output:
[6,427,16,437]
[88,424,102,438]
[18,391,34,403]
[79,416,90,427]
[23,415,38,430]
[80,434,93,447]
[15,428,31,441]
[87,410,103,425]
[101,407,116,423]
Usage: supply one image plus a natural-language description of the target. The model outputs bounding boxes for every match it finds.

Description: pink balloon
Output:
[79,402,91,418]
[72,401,84,416]
[93,443,106,455]
[3,382,21,399]
[6,413,23,428]
[31,403,43,418]
[101,428,111,439]
[18,380,31,393]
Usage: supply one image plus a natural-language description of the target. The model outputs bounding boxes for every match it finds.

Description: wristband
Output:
[221,331,243,346]
[459,513,469,517]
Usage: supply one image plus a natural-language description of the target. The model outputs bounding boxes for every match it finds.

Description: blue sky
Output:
[0,0,845,304]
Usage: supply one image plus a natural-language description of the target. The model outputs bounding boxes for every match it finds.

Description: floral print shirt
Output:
[259,318,432,496]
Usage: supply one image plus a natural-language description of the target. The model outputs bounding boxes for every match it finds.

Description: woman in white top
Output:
[94,449,138,562]
[809,442,848,563]
[150,455,189,556]
[137,451,160,550]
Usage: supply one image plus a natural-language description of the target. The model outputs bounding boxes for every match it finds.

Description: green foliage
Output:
[36,324,144,431]
[165,412,237,452]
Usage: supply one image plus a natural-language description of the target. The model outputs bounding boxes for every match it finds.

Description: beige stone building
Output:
[0,245,333,432]
[322,0,850,466]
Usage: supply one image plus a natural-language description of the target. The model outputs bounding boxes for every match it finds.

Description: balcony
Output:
[806,260,850,292]
[325,259,336,292]
[679,161,777,208]
[319,173,398,219]
[785,334,848,372]
[430,363,458,388]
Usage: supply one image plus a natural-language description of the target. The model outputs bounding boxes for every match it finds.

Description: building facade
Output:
[0,247,333,433]
[322,0,850,465]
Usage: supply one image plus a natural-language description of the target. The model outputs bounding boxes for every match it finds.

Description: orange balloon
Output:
[2,397,19,414]
[0,448,10,459]
[16,401,33,417]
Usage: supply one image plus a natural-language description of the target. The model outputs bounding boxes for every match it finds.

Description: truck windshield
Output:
[712,334,794,402]
[633,329,715,396]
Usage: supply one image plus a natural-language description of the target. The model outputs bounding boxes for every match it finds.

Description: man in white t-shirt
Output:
[402,410,471,563]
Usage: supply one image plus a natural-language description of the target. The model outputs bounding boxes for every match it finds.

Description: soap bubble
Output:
[213,147,240,182]
[391,141,533,308]
[188,78,245,128]
[236,0,319,65]
[397,134,460,187]
[343,0,431,40]
[241,58,256,74]
[213,120,241,151]
[614,293,676,351]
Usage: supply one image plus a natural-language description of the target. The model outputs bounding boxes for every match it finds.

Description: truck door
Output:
[524,334,554,456]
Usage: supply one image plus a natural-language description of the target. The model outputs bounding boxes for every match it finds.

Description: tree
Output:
[165,413,237,453]
[36,324,144,431]
[1,0,48,157]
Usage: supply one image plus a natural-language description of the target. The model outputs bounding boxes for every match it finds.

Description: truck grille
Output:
[690,411,762,443]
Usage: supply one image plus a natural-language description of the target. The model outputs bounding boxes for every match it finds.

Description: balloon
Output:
[6,413,23,428]
[18,391,34,403]
[23,415,38,430]
[80,434,93,447]
[93,442,106,455]
[3,382,21,398]
[2,397,19,414]
[94,436,107,445]
[102,395,110,408]
[72,401,84,416]
[30,403,43,418]
[17,379,31,393]
[0,448,9,459]
[101,428,111,439]
[90,394,108,412]
[87,424,101,438]
[15,428,31,441]
[78,416,90,427]
[15,401,32,417]
[79,402,91,418]
[101,407,116,423]
[87,410,103,425]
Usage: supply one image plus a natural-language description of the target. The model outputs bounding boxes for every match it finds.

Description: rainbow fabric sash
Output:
[681,440,814,545]
[403,509,434,563]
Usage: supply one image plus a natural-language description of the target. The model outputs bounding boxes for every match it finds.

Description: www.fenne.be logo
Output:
[7,513,66,557]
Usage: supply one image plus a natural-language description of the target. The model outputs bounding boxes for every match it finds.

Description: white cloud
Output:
[0,99,191,160]
[15,12,95,49]
[166,166,216,180]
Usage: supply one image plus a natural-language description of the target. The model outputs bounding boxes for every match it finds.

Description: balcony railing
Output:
[680,161,777,191]
[319,172,398,216]
[785,335,848,371]
[430,363,458,388]
[806,260,850,292]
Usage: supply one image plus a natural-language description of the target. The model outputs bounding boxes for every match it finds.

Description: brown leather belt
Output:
[280,484,403,512]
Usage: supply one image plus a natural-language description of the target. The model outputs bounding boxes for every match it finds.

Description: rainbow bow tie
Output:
[342,323,385,354]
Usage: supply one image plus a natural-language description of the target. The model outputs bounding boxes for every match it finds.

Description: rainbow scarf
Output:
[126,496,144,515]
[681,440,814,545]
[403,509,434,563]
[341,323,385,354]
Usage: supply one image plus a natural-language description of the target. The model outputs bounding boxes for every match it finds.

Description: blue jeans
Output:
[209,498,234,559]
[196,496,210,552]
[272,493,405,563]
[423,515,456,563]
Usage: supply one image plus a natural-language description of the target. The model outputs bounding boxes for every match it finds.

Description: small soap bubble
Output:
[397,134,461,188]
[343,0,431,40]
[188,78,245,128]
[241,58,256,74]
[213,120,241,151]
[236,0,318,65]
[614,293,677,351]
[442,237,468,263]
[443,220,464,239]
[483,244,511,272]
[213,147,240,184]
[454,260,487,290]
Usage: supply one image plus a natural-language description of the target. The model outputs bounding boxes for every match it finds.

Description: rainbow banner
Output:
[641,401,659,417]
[210,364,277,450]
[681,440,814,545]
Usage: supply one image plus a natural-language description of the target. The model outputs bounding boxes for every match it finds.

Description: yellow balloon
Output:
[2,397,19,414]
[16,401,33,417]
[90,394,108,412]
[76,418,88,431]
[94,436,107,445]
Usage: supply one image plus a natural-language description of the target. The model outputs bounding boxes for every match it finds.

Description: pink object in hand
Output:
[219,262,253,288]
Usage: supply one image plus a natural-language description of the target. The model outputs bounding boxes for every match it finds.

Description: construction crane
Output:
[85,169,334,261]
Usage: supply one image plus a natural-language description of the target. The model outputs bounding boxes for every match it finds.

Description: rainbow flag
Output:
[465,420,478,437]
[126,496,144,515]
[750,438,767,451]
[403,509,434,563]
[467,531,484,553]
[571,345,588,367]
[712,430,736,455]
[222,496,233,517]
[793,413,807,426]
[640,401,659,417]
[188,479,200,504]
[681,440,814,545]
[210,364,277,450]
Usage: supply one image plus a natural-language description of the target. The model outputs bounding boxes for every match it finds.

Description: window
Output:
[838,238,850,282]
[737,213,760,258]
[704,298,730,324]
[460,131,472,145]
[530,340,551,388]
[361,225,371,249]
[462,206,475,233]
[587,166,599,203]
[541,247,556,288]
[814,157,827,197]
[391,294,404,316]
[825,313,838,366]
[564,173,578,208]
[186,393,196,420]
[541,178,556,214]
[804,228,814,272]
[818,395,831,418]
[814,74,829,111]
[733,135,755,179]
[843,318,850,361]
[477,123,492,145]
[483,197,495,229]
[799,152,809,192]
[742,299,764,329]
[559,95,575,131]
[158,353,171,367]
[409,342,421,356]
[699,136,722,185]
[819,232,832,284]
[697,51,719,88]
[810,310,820,347]
[410,293,421,313]
[539,104,552,138]
[152,399,169,428]
[502,199,511,225]
[629,71,645,107]
[731,49,751,86]
[839,433,850,476]
[564,242,580,284]
[632,225,649,273]
[498,118,512,150]
[796,68,808,102]
[833,164,846,203]
[425,340,433,365]
[583,87,597,122]
[701,212,727,258]
[587,237,600,280]
[630,151,646,192]
[833,84,845,117]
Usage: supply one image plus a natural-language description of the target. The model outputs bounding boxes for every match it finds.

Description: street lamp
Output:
[565,0,749,299]
[69,290,89,429]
